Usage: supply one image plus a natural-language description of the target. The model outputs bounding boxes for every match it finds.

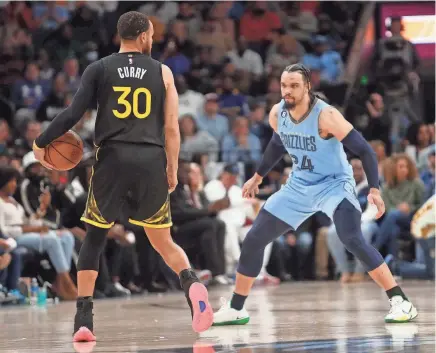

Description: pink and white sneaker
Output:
[189,282,213,333]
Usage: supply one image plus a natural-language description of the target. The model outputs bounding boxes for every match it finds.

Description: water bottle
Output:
[37,283,47,307]
[30,278,39,306]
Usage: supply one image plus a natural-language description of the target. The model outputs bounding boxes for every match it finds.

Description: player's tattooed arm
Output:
[268,103,280,132]
[320,107,384,217]
[162,64,180,193]
[318,106,353,141]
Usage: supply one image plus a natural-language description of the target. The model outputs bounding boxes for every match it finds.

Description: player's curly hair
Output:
[117,11,150,40]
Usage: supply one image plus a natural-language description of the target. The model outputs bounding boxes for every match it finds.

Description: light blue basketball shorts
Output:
[263,177,362,230]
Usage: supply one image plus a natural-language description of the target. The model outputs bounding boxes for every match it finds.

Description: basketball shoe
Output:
[212,298,250,326]
[385,296,418,323]
[73,297,96,342]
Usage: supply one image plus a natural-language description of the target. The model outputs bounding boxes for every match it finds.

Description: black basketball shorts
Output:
[81,142,171,229]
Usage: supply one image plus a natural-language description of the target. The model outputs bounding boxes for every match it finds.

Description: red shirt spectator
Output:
[240,2,281,43]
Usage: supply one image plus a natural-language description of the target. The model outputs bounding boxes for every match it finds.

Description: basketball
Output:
[44,130,83,171]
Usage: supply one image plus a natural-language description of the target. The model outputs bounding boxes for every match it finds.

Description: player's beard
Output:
[283,94,304,110]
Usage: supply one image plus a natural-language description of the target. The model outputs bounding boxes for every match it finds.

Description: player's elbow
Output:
[165,124,179,138]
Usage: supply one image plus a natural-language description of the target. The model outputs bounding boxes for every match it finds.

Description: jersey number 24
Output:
[112,86,151,119]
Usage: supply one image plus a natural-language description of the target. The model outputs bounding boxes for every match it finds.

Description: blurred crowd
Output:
[0,1,434,305]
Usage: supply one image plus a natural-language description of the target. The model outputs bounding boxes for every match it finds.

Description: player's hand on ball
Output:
[242,174,263,199]
[32,141,55,170]
[367,188,385,219]
[167,166,178,193]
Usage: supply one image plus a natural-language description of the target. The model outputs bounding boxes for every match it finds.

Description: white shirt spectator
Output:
[178,90,204,118]
[227,49,264,76]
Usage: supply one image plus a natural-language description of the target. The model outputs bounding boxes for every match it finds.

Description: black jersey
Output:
[35,52,166,148]
[95,52,165,146]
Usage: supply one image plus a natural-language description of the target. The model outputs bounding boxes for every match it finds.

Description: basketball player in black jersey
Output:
[33,11,213,342]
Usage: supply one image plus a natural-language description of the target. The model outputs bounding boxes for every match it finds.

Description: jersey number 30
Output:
[112,86,151,119]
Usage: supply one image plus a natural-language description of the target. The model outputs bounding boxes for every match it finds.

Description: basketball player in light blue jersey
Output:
[213,64,418,325]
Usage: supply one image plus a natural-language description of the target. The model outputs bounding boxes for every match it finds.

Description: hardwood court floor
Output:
[0,281,434,353]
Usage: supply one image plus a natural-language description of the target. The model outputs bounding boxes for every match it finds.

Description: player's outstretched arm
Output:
[319,106,385,218]
[34,61,102,149]
[255,103,287,179]
[162,64,180,192]
[242,103,286,198]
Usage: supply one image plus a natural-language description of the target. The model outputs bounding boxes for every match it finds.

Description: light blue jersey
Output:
[277,97,353,185]
[264,97,361,230]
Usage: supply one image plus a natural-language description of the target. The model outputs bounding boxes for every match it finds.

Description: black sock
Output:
[230,292,247,311]
[179,269,199,318]
[77,296,92,301]
[386,286,408,301]
[179,269,199,294]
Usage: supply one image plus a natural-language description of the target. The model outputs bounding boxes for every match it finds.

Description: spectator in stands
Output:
[196,93,229,142]
[36,73,68,123]
[202,164,270,280]
[167,20,196,58]
[239,2,281,49]
[386,195,435,280]
[227,36,264,77]
[373,154,425,255]
[355,93,391,153]
[171,162,230,285]
[175,75,204,118]
[420,147,435,200]
[266,34,300,74]
[219,76,250,119]
[36,49,55,81]
[180,114,218,162]
[195,16,234,59]
[0,120,10,155]
[222,116,262,164]
[138,2,179,25]
[303,35,343,83]
[249,102,271,150]
[327,159,378,283]
[203,164,243,275]
[0,234,22,300]
[176,2,202,39]
[316,13,343,51]
[265,76,282,111]
[369,139,388,183]
[62,57,81,95]
[7,28,34,63]
[404,123,433,172]
[32,1,70,31]
[162,39,191,76]
[45,23,82,65]
[373,16,420,87]
[14,120,41,157]
[11,62,49,110]
[0,165,77,300]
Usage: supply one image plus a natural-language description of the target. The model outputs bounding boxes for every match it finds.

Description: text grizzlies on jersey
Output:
[280,132,317,152]
[117,67,147,79]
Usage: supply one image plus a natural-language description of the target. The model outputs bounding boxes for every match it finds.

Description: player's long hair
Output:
[382,153,419,188]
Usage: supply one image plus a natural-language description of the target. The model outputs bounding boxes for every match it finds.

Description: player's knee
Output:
[77,225,108,271]
[241,228,264,253]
